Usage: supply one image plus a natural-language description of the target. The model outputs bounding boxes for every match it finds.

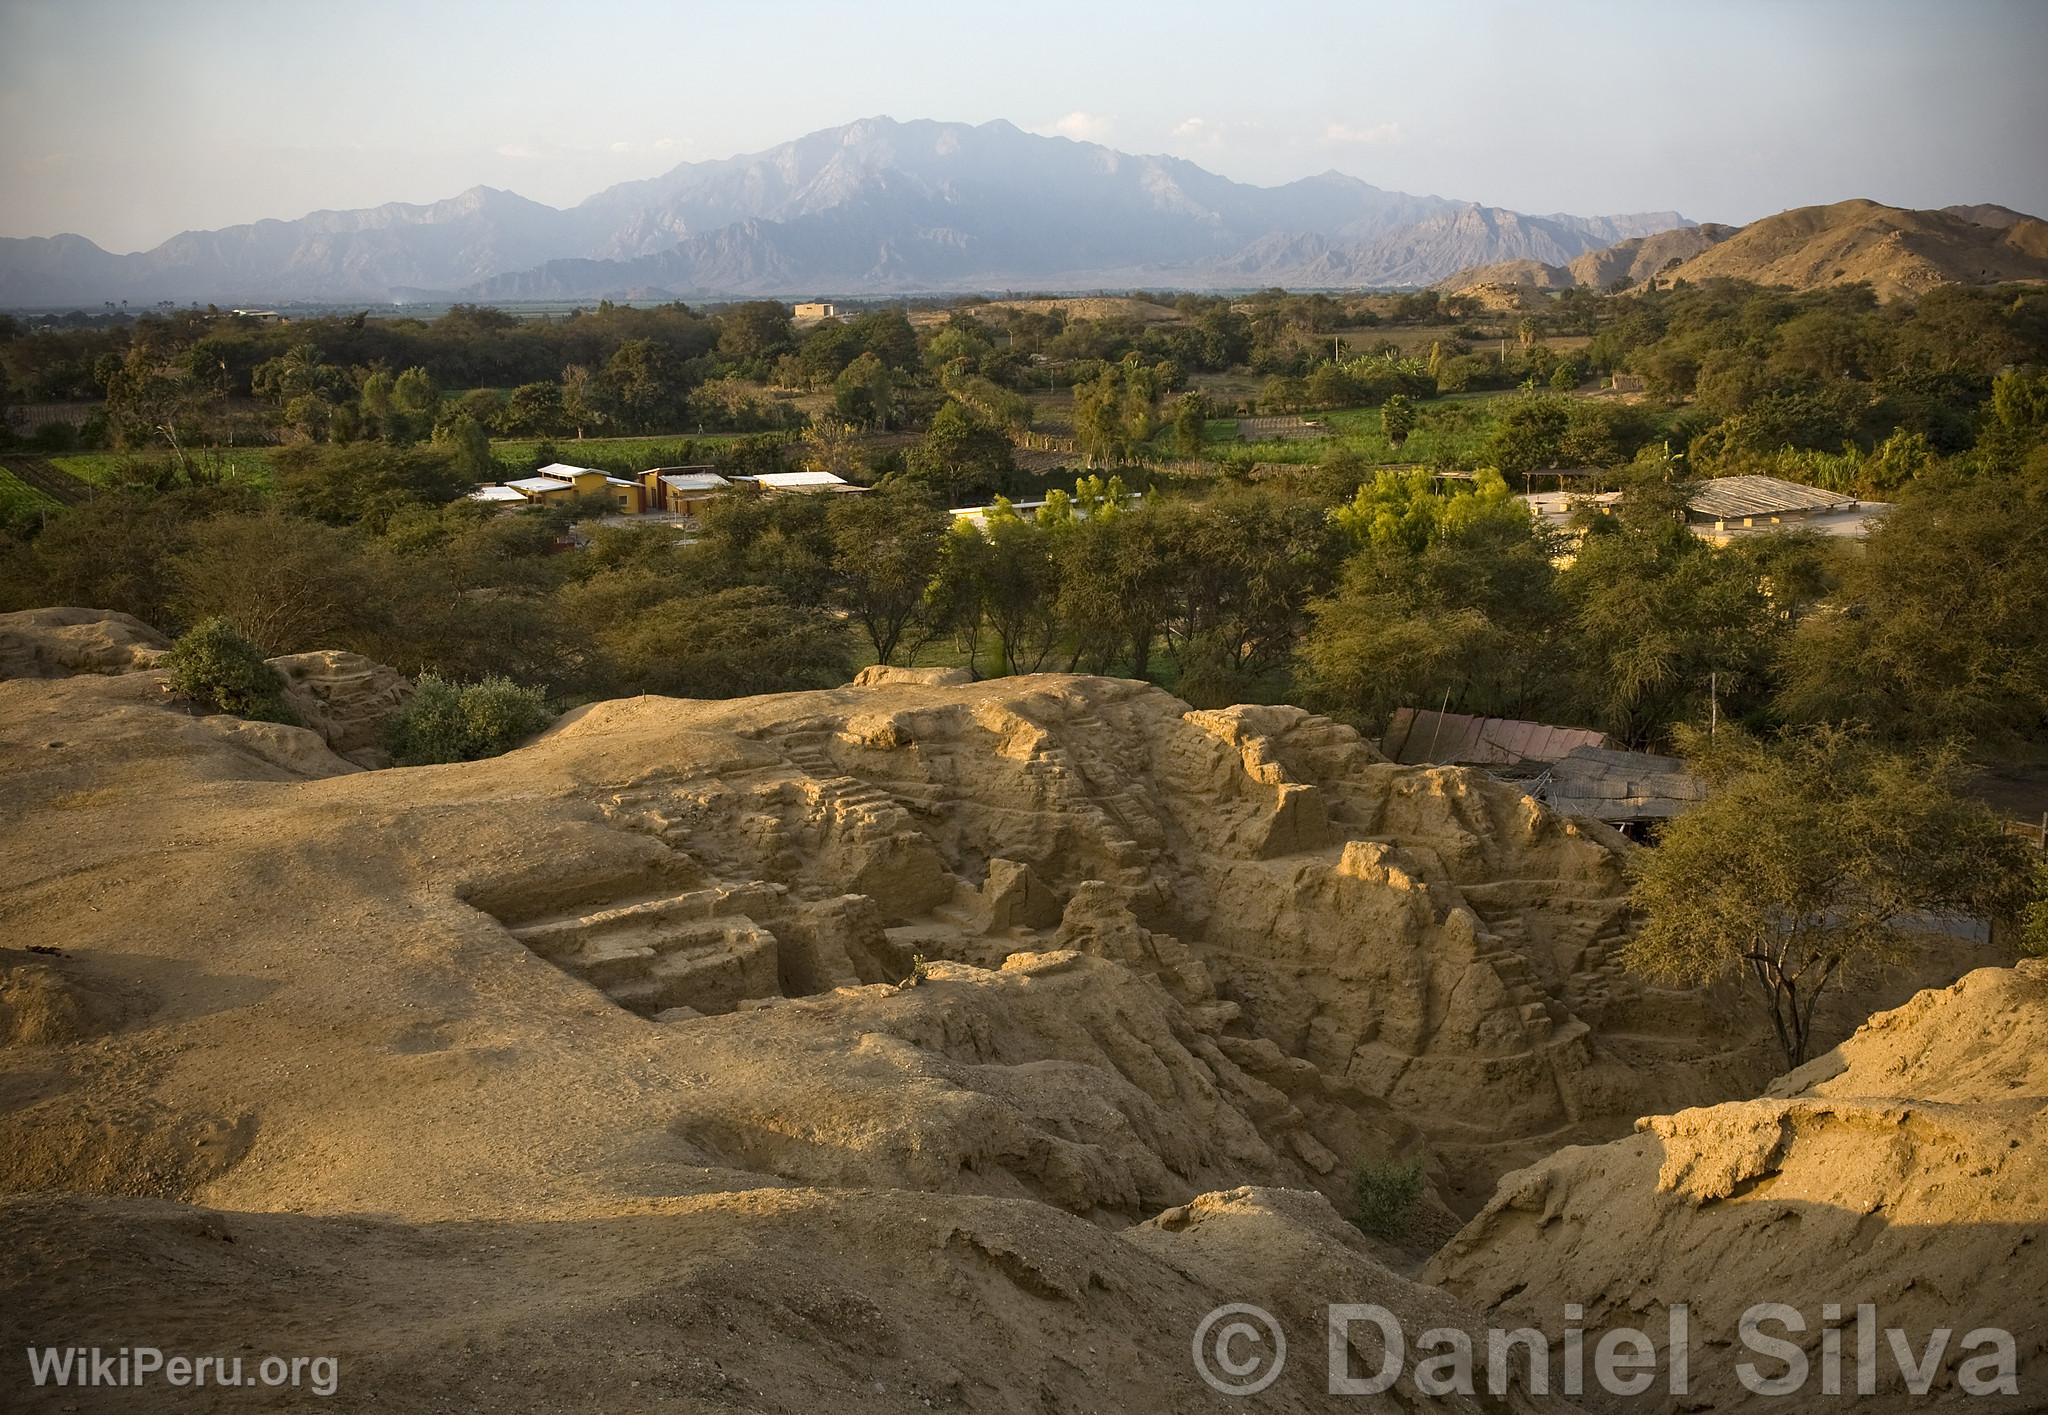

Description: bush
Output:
[161,617,297,723]
[1348,1156,1425,1241]
[385,673,553,765]
[2022,857,2048,959]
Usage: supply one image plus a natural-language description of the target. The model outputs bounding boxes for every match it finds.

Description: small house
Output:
[641,467,731,518]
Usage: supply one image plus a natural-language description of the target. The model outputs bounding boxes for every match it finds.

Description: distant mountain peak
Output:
[1,116,1695,306]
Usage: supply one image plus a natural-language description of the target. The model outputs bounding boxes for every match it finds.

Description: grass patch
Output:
[0,467,61,516]
[48,449,277,490]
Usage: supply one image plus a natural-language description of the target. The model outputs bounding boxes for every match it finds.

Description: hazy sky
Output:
[4,0,2045,252]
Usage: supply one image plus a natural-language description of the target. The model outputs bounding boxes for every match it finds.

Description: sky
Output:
[3,0,2045,252]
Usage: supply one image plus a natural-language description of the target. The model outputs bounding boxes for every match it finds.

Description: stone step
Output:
[509,888,742,956]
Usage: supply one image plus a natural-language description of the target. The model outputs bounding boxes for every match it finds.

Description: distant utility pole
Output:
[1709,671,1718,739]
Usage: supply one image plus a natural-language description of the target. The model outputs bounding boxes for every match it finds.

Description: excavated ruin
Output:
[0,609,2038,1413]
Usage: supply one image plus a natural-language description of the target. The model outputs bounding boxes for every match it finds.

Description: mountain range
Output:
[0,117,1691,307]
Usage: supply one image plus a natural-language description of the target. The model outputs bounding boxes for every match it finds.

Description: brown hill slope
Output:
[1663,198,2048,298]
[1566,222,1736,289]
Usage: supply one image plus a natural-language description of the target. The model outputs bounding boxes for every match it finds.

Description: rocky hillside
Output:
[0,608,2032,1412]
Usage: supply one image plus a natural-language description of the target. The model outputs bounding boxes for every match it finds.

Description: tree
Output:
[979,505,1063,675]
[605,338,686,432]
[580,583,852,697]
[1777,471,2048,745]
[1073,356,1164,464]
[1054,495,1178,677]
[435,413,496,482]
[1380,393,1415,447]
[170,512,393,655]
[716,301,796,363]
[504,381,567,438]
[1483,395,1570,474]
[797,420,866,482]
[1559,462,1830,746]
[828,485,948,664]
[273,443,472,531]
[832,352,896,430]
[1171,393,1208,457]
[904,400,1013,503]
[1625,728,2034,1068]
[390,366,441,445]
[560,364,613,438]
[1302,491,1563,729]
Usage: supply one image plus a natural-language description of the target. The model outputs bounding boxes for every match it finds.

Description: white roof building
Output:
[733,470,859,492]
[468,485,527,504]
[658,471,732,493]
[506,476,576,495]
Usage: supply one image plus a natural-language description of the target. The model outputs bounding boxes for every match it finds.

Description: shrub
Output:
[2022,857,2048,959]
[161,617,297,723]
[385,673,553,765]
[1348,1156,1425,1241]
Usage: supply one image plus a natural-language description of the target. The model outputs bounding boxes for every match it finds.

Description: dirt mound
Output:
[1427,960,2048,1412]
[267,648,413,760]
[1433,258,1576,293]
[1661,199,2048,299]
[0,606,167,678]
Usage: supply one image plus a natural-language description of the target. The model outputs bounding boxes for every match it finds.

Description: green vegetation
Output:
[2023,860,2048,959]
[1348,1156,1426,1242]
[1625,728,2035,1067]
[0,468,59,517]
[161,617,296,723]
[385,674,555,765]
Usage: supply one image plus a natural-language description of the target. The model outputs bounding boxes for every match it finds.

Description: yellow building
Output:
[792,301,840,322]
[641,467,731,519]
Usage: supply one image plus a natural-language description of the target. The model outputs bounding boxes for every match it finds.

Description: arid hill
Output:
[1565,222,1737,289]
[1660,199,2048,298]
[0,608,2035,1412]
[1440,202,2047,301]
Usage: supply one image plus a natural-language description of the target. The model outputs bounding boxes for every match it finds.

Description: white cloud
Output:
[1172,116,1212,139]
[494,141,548,160]
[1324,121,1404,146]
[1048,111,1113,142]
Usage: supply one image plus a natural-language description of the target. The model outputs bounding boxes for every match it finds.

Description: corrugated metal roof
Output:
[659,472,730,492]
[1687,475,1856,521]
[1535,746,1708,823]
[1381,709,1609,766]
[737,471,850,488]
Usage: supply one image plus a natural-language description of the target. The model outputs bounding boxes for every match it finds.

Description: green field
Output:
[0,468,61,517]
[1182,393,1508,471]
[48,449,277,490]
